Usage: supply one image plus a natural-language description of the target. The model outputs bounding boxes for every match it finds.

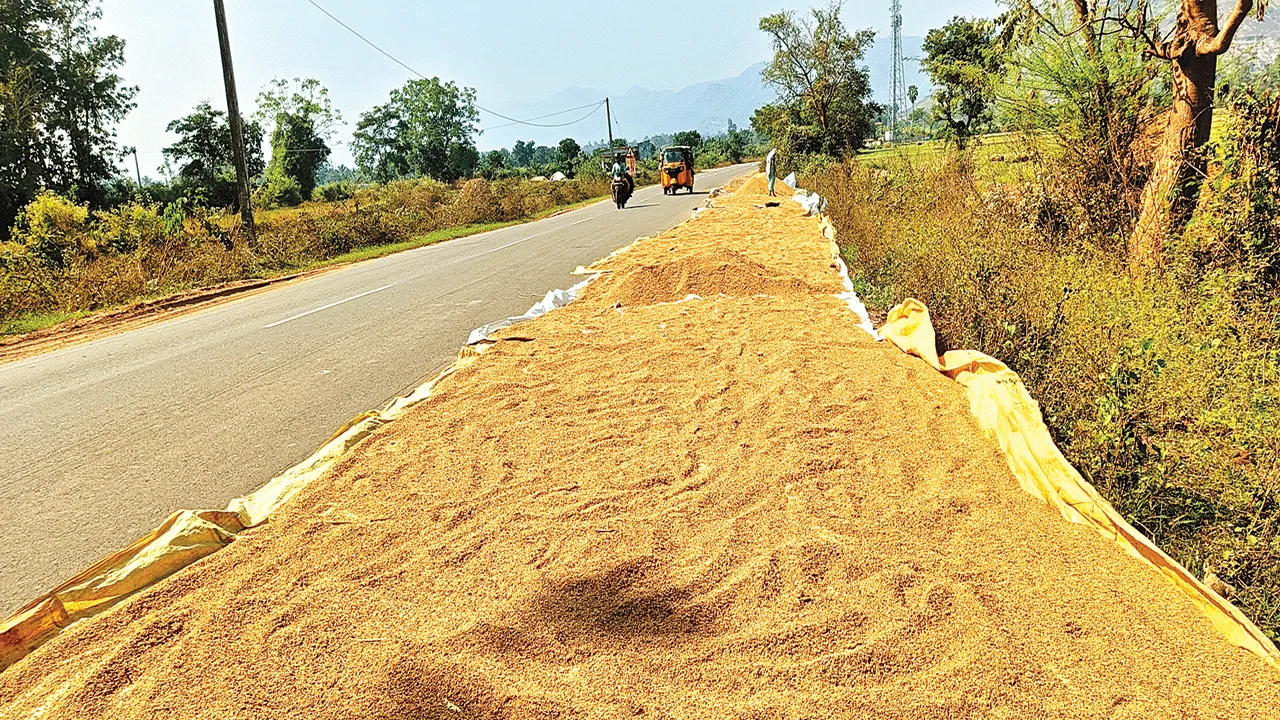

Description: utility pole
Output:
[131,147,143,188]
[605,97,613,147]
[212,0,255,243]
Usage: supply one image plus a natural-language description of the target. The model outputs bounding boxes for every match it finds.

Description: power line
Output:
[301,0,602,131]
[303,0,423,81]
[480,102,604,132]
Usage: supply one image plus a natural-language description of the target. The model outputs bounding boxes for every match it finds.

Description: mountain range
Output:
[479,35,930,150]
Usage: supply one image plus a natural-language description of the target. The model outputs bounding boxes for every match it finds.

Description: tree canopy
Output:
[558,138,582,162]
[163,101,265,208]
[756,3,879,156]
[351,78,480,183]
[0,0,136,237]
[922,17,1003,147]
[673,130,703,149]
[255,78,342,202]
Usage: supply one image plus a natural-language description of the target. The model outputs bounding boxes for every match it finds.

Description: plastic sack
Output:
[467,278,595,345]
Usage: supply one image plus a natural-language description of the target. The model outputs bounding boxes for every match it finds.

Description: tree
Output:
[725,120,747,162]
[0,0,136,238]
[263,114,325,205]
[315,162,357,186]
[163,100,265,208]
[1122,0,1262,270]
[922,17,1003,148]
[1003,0,1163,246]
[558,137,582,163]
[908,85,919,105]
[254,78,341,136]
[673,130,703,148]
[531,145,558,167]
[351,77,480,183]
[254,78,341,201]
[511,139,535,167]
[758,3,879,155]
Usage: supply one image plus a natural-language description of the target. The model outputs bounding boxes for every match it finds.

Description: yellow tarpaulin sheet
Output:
[880,298,1280,670]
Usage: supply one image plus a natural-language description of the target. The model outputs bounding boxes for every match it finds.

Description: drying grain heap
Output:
[2,176,1278,718]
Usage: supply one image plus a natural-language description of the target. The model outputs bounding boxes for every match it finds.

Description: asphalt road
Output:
[0,164,755,614]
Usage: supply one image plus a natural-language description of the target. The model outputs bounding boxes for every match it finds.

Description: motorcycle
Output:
[612,175,634,209]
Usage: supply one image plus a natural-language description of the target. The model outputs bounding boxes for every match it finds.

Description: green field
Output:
[856,133,1042,185]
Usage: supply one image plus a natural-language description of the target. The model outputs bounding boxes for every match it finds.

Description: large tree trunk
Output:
[1129,50,1217,271]
[1128,0,1253,274]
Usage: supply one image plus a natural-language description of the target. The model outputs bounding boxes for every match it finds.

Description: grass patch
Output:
[0,309,92,337]
[857,133,1043,185]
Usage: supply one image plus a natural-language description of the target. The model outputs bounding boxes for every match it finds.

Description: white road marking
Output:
[263,284,396,329]
[569,217,595,226]
[483,234,540,255]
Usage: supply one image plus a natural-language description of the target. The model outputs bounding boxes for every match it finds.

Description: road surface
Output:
[0,164,754,613]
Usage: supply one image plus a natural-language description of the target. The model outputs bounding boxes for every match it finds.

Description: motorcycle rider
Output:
[611,155,634,203]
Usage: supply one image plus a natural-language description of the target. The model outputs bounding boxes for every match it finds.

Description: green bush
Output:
[10,192,96,269]
[91,202,169,256]
[315,181,355,203]
[256,172,304,209]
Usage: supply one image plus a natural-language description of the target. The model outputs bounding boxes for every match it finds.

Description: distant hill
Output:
[1237,14,1280,66]
[479,35,930,150]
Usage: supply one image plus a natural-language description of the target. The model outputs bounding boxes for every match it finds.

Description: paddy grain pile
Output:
[2,175,1279,718]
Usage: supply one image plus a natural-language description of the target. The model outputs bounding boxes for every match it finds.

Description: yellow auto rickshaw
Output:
[660,146,695,194]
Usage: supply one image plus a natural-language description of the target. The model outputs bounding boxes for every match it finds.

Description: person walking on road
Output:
[765,148,778,197]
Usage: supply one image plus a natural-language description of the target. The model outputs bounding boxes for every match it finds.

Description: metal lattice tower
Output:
[890,0,907,142]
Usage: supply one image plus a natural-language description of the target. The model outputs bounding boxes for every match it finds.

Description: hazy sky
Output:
[99,0,1000,173]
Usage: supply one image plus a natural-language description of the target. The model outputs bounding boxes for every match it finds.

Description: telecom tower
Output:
[889,0,907,142]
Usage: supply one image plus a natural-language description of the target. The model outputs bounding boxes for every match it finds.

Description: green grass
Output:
[856,133,1043,185]
[1,193,611,339]
[0,309,92,337]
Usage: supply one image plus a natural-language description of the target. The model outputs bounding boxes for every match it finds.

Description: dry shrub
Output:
[812,156,1280,639]
[1,176,611,326]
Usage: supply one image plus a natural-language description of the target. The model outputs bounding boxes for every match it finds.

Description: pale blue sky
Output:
[99,0,999,173]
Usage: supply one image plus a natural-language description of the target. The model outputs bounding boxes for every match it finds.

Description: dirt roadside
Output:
[2,176,1277,718]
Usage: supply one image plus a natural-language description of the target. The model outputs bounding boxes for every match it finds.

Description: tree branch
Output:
[1101,3,1175,61]
[1196,0,1254,55]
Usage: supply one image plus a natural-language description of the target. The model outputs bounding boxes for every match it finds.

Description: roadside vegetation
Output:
[757,1,1280,638]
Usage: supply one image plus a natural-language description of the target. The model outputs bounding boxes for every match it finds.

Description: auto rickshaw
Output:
[660,146,695,194]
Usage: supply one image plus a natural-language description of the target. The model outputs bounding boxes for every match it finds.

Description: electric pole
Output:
[605,97,613,147]
[128,147,143,188]
[212,0,255,242]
